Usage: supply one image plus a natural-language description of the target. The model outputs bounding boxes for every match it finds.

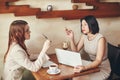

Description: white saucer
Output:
[47,69,61,75]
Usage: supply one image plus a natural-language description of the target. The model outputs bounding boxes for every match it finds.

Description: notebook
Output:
[55,48,82,67]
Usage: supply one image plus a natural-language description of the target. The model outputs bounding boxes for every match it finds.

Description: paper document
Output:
[42,60,57,68]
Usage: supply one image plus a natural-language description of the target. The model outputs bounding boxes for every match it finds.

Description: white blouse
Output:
[3,43,49,80]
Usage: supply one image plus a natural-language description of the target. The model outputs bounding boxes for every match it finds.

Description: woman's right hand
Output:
[74,65,86,73]
[42,39,51,52]
[65,28,74,40]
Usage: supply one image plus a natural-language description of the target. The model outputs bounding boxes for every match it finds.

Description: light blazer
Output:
[3,43,49,80]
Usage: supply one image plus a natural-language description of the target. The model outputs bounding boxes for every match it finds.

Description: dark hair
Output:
[4,20,29,62]
[80,15,99,34]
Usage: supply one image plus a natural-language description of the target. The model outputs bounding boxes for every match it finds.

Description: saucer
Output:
[47,69,61,75]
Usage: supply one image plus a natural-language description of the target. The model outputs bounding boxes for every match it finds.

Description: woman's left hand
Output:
[65,28,74,40]
[74,65,86,73]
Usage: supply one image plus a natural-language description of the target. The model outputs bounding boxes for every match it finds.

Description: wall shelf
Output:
[0,0,120,20]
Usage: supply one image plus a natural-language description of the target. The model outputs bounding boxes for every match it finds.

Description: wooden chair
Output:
[107,43,120,80]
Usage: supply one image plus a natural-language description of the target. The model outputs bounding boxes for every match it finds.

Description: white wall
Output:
[0,0,120,76]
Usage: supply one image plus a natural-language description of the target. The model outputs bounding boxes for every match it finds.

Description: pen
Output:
[41,34,48,39]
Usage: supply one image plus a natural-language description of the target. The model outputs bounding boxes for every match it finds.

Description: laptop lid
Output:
[55,48,82,67]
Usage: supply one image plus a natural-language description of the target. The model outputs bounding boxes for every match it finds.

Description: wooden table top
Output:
[32,54,100,80]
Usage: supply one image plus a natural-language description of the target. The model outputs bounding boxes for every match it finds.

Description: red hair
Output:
[4,20,29,63]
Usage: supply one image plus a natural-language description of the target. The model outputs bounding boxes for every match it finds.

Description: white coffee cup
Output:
[49,64,58,73]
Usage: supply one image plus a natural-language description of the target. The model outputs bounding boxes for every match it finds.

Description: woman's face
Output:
[81,20,90,34]
[24,25,31,40]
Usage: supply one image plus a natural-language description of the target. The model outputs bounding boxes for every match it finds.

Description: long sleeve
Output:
[11,44,49,72]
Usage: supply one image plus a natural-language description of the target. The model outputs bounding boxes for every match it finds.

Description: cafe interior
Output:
[0,0,120,80]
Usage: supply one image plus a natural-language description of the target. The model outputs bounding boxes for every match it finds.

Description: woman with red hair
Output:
[3,20,51,80]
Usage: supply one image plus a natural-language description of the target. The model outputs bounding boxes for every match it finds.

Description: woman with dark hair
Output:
[3,20,51,80]
[65,15,111,80]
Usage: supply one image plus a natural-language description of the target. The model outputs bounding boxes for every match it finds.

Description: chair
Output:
[107,43,120,80]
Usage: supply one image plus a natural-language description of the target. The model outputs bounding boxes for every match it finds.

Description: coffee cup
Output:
[49,64,58,73]
[62,41,69,50]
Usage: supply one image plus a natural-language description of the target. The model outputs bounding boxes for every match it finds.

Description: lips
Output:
[82,30,85,32]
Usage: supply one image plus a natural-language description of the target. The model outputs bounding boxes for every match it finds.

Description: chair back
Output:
[108,43,120,76]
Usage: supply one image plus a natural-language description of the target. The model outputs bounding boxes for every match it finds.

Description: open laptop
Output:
[55,48,82,67]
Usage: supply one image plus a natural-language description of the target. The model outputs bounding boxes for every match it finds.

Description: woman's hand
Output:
[65,28,74,40]
[42,39,51,52]
[74,65,86,73]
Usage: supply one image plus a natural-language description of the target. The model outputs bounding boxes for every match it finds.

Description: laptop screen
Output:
[55,48,82,67]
